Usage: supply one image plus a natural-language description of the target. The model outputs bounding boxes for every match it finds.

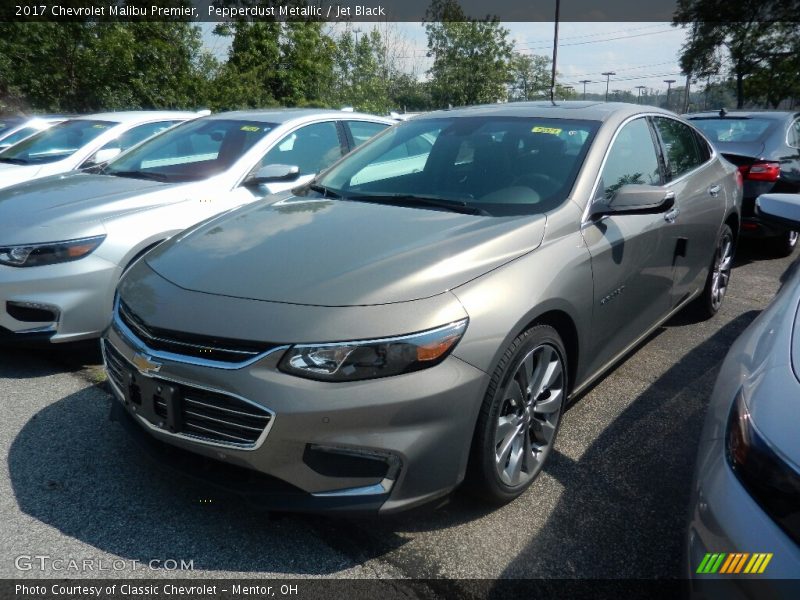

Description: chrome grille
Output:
[117,300,278,364]
[103,341,273,449]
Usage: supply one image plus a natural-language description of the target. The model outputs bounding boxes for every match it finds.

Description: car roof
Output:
[73,111,201,123]
[413,101,677,122]
[687,110,798,120]
[203,108,393,124]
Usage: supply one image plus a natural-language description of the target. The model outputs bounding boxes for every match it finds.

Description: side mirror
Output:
[756,193,800,228]
[593,185,675,218]
[85,147,121,167]
[245,164,300,186]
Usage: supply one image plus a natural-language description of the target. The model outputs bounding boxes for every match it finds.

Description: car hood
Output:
[0,162,43,190]
[0,172,187,244]
[145,195,547,306]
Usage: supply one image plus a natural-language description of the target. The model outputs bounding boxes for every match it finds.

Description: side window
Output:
[789,118,800,148]
[346,121,389,148]
[598,118,661,200]
[693,130,712,162]
[652,117,703,181]
[259,121,343,175]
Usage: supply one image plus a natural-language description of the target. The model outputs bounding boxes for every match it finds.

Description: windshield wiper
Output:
[108,170,168,182]
[346,193,489,216]
[304,183,341,199]
[0,157,28,165]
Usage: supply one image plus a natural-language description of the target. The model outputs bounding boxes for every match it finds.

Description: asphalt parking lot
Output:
[1,242,795,589]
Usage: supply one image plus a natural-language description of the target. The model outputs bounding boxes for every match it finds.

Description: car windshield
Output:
[315,116,599,216]
[690,117,777,143]
[0,118,22,136]
[104,119,276,183]
[0,119,115,164]
[0,126,38,148]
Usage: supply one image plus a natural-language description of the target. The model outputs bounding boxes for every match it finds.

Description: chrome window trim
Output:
[103,338,276,452]
[582,112,718,225]
[112,297,289,370]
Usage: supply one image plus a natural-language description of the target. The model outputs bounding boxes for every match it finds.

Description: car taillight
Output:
[738,161,780,182]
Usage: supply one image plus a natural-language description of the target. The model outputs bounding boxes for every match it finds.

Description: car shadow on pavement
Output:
[489,310,760,580]
[0,340,102,380]
[7,384,408,575]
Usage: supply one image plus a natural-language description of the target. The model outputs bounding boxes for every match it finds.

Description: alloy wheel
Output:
[710,232,733,312]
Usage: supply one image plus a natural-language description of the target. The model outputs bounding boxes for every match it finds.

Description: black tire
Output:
[467,324,568,505]
[768,230,798,258]
[692,224,734,320]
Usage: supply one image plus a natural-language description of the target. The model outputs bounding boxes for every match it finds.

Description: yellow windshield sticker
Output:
[93,124,109,128]
[240,125,260,132]
[532,126,562,135]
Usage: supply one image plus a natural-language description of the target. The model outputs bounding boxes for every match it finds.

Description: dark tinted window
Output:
[319,117,599,216]
[653,117,703,180]
[260,121,343,175]
[690,117,776,143]
[694,130,712,162]
[0,120,114,164]
[347,121,390,148]
[789,118,800,148]
[599,118,661,199]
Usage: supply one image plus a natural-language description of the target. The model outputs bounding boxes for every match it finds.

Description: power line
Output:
[512,23,668,49]
[515,28,677,53]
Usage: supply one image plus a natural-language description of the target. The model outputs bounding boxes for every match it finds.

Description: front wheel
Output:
[692,224,734,320]
[467,325,568,505]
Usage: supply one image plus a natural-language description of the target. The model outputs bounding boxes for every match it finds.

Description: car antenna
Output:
[719,107,727,118]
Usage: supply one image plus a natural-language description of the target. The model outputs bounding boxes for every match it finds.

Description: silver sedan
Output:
[105,102,742,514]
[0,110,393,343]
[688,193,800,587]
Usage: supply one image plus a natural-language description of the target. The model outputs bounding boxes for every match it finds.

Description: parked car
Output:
[0,115,70,151]
[687,110,800,256]
[0,111,203,190]
[0,109,393,343]
[103,102,741,514]
[687,193,800,589]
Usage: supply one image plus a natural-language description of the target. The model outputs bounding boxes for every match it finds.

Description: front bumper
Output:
[0,255,121,343]
[103,321,489,514]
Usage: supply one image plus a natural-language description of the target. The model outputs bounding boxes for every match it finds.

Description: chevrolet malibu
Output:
[0,111,202,190]
[105,102,742,514]
[0,109,392,343]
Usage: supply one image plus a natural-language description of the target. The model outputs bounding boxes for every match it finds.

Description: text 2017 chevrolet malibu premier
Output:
[104,102,742,514]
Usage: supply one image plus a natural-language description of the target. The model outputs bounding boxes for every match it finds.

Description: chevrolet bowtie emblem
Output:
[132,352,161,375]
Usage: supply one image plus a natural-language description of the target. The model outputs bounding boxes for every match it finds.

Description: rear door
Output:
[651,116,725,307]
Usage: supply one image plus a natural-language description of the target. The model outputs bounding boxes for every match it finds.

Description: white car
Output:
[0,115,69,151]
[0,109,393,343]
[0,111,204,190]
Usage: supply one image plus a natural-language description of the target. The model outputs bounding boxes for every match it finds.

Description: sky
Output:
[201,21,690,96]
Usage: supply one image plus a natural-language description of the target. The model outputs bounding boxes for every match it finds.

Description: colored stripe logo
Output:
[696,553,773,574]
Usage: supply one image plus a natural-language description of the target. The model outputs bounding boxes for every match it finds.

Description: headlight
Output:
[0,235,106,267]
[279,319,468,382]
[726,387,800,545]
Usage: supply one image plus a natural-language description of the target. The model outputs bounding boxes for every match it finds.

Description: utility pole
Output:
[550,0,560,104]
[635,85,647,104]
[602,72,615,102]
[664,79,676,109]
[580,79,591,100]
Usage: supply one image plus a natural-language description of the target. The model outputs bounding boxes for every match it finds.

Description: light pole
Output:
[563,85,574,100]
[664,79,676,109]
[580,79,591,100]
[550,0,561,104]
[602,72,615,102]
[635,85,646,104]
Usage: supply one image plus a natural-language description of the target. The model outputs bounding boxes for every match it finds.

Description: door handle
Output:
[664,207,680,223]
[708,184,720,197]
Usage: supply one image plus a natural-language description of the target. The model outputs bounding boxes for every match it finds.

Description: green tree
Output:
[674,0,800,108]
[508,53,551,101]
[424,0,513,107]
